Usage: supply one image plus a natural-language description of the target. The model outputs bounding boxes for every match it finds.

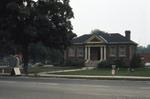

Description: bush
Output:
[97,59,126,69]
[97,61,109,68]
[97,60,114,68]
[114,59,126,68]
[64,58,85,67]
[130,54,143,68]
[29,43,64,66]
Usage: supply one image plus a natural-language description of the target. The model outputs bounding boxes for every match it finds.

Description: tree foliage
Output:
[90,29,107,34]
[130,54,142,68]
[0,0,75,73]
[137,45,150,53]
[29,43,64,65]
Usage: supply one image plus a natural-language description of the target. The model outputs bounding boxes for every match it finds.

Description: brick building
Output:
[65,30,137,67]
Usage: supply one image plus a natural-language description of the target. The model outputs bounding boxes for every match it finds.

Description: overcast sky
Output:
[70,0,150,46]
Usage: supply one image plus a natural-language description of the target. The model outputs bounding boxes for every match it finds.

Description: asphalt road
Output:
[0,76,150,99]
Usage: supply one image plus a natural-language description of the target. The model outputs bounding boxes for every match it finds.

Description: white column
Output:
[129,46,132,60]
[104,46,106,60]
[88,47,91,60]
[101,47,103,61]
[85,47,88,60]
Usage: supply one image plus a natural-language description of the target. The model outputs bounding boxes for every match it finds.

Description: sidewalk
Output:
[38,67,94,74]
[34,68,150,81]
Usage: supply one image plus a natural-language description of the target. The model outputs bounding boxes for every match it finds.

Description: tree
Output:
[130,54,142,69]
[90,29,107,34]
[146,45,150,53]
[29,43,48,64]
[29,43,64,65]
[0,0,76,73]
[137,45,150,54]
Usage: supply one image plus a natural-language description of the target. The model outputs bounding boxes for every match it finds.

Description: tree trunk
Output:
[22,44,29,74]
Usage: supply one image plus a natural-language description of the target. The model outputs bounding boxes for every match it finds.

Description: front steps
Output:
[84,60,100,67]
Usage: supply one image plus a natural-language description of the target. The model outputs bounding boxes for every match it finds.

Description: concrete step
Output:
[85,61,100,67]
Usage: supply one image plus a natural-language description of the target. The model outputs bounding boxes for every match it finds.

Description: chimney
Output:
[125,30,131,40]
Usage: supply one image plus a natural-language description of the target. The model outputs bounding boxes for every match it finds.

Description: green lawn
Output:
[53,68,150,77]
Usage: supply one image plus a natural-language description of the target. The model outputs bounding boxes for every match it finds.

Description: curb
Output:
[1,73,150,81]
[30,74,150,81]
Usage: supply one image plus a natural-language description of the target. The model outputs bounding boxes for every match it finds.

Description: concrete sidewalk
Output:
[37,67,94,74]
[35,68,150,80]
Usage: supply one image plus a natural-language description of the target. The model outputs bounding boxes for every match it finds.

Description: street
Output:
[0,76,150,99]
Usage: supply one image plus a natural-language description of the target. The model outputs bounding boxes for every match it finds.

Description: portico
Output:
[85,45,106,61]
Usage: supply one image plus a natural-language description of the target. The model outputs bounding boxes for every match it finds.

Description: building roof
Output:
[72,31,137,45]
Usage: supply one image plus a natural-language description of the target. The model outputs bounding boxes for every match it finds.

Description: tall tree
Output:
[90,29,106,34]
[0,0,76,73]
[137,45,150,54]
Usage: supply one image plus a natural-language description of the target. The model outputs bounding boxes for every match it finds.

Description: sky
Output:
[70,0,150,46]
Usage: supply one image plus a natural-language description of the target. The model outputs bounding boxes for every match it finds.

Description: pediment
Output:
[90,37,102,42]
[86,34,106,43]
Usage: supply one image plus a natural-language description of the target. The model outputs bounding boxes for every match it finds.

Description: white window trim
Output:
[110,46,117,57]
[119,46,126,57]
[68,48,75,57]
[77,47,84,57]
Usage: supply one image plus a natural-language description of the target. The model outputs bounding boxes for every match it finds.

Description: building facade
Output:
[65,30,137,67]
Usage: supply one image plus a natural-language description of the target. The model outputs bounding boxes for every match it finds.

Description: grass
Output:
[118,68,150,76]
[53,68,150,77]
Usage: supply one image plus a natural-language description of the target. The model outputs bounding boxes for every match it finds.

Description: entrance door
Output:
[90,47,100,60]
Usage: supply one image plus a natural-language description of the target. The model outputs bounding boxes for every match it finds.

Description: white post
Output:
[88,47,91,60]
[101,47,103,61]
[2,69,4,74]
[104,46,106,60]
[129,46,132,60]
[85,47,88,60]
[99,47,101,61]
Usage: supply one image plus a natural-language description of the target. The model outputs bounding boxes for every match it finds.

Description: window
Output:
[110,46,117,57]
[119,46,126,57]
[68,48,75,57]
[77,47,83,57]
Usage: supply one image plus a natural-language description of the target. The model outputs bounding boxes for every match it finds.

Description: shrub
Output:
[97,59,126,69]
[64,58,85,67]
[114,59,126,68]
[97,60,114,68]
[97,61,109,68]
[130,54,143,68]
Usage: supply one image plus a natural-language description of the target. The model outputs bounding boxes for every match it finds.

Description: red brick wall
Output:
[140,53,150,63]
[106,45,136,66]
